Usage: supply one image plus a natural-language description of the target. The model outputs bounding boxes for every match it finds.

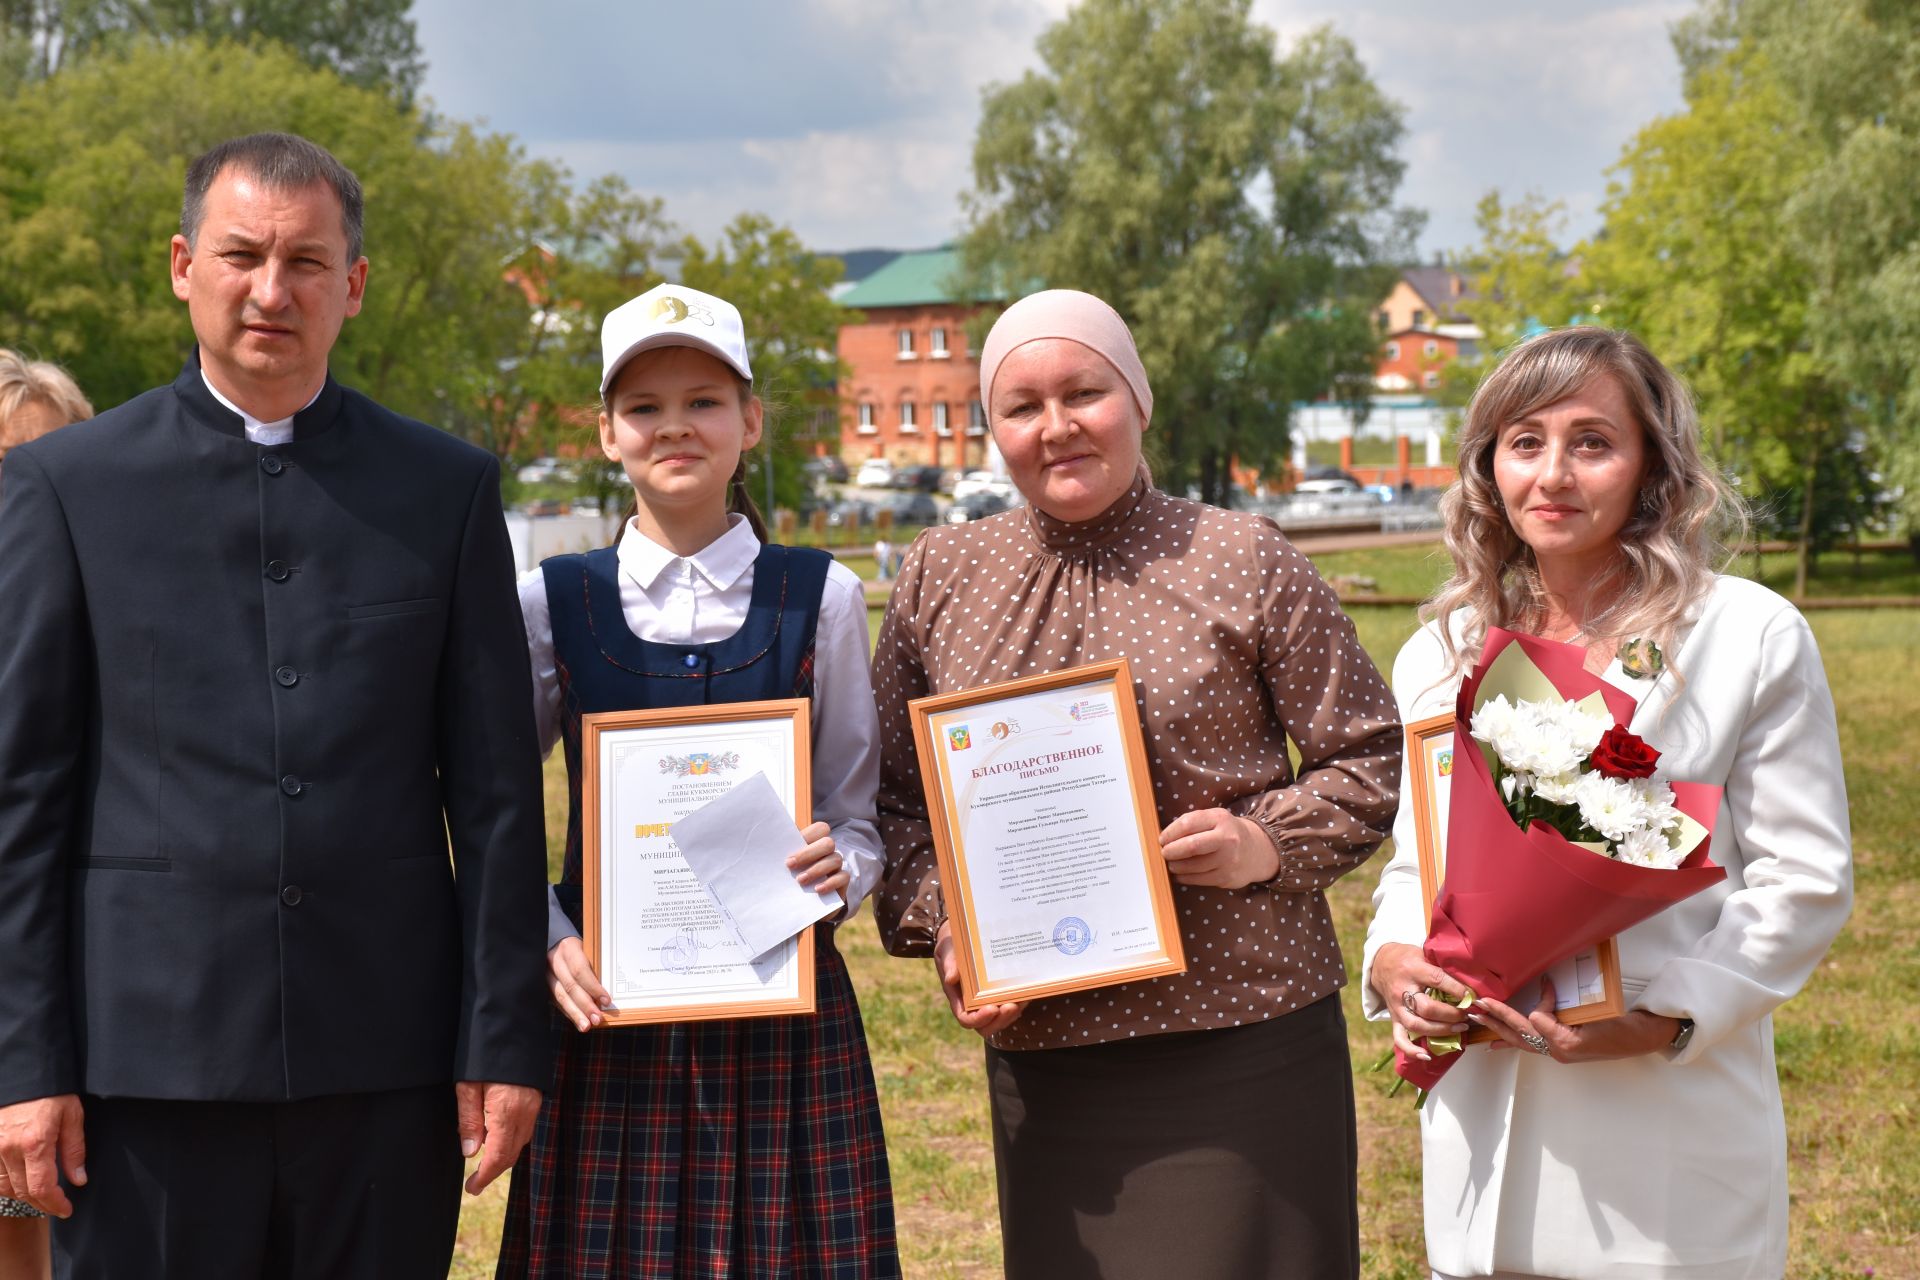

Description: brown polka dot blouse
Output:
[870,475,1402,1050]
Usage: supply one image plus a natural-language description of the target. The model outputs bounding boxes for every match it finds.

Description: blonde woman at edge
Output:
[1363,326,1852,1280]
[0,349,92,1280]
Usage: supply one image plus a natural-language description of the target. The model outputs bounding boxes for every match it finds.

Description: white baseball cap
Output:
[599,282,753,397]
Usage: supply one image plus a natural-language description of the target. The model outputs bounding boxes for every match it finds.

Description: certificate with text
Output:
[910,660,1186,1009]
[1405,711,1625,1035]
[581,699,815,1025]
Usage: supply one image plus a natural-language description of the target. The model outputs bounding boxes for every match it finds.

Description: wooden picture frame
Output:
[909,658,1186,1009]
[580,698,815,1025]
[1404,711,1627,1036]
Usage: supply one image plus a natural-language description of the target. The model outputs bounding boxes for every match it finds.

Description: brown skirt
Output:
[986,994,1358,1280]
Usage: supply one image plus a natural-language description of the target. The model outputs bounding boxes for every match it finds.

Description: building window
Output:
[967,399,987,434]
[899,401,918,432]
[857,402,877,434]
[897,328,915,359]
[1384,341,1401,361]
[1423,370,1441,389]
[1412,309,1428,328]
[933,402,951,434]
[930,326,950,358]
[1377,309,1391,330]
[1424,339,1439,358]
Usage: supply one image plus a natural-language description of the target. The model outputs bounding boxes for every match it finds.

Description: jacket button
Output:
[279,774,303,796]
[260,454,285,476]
[265,560,291,582]
[281,885,303,906]
[275,665,299,688]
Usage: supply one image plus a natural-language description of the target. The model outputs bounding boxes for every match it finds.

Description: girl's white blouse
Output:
[1363,576,1853,1279]
[520,517,885,942]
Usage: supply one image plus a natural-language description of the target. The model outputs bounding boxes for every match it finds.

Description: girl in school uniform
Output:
[496,283,900,1280]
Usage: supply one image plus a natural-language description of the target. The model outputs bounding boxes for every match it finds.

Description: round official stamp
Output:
[659,930,702,974]
[1052,916,1092,955]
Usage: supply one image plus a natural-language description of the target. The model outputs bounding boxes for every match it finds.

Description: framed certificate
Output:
[1405,712,1626,1034]
[909,659,1186,1009]
[580,698,815,1025]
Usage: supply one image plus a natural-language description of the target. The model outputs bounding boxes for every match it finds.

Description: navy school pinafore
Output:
[497,543,900,1280]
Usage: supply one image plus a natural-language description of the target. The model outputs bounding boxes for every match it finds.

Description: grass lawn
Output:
[454,542,1917,1278]
[1309,542,1920,602]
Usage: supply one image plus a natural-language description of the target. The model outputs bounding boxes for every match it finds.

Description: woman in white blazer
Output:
[1363,327,1852,1280]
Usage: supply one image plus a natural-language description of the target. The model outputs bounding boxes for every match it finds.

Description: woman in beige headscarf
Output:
[871,290,1401,1279]
[0,348,91,1280]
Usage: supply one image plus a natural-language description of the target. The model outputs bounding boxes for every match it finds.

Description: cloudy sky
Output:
[410,0,1690,259]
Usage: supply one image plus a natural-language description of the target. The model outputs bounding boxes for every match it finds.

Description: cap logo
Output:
[650,294,715,327]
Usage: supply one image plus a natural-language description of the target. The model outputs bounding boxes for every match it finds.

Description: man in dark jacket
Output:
[0,132,550,1277]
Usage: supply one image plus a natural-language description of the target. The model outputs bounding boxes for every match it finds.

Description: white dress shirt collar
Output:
[199,368,321,446]
[616,513,761,593]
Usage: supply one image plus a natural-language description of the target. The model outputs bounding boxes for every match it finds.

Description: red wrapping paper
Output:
[1395,628,1725,1092]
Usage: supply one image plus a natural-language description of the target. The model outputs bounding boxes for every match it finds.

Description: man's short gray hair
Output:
[181,132,365,261]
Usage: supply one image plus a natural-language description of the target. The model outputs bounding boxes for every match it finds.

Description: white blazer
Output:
[1362,576,1853,1279]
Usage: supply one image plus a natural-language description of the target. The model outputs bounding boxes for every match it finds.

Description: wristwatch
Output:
[1669,1017,1696,1052]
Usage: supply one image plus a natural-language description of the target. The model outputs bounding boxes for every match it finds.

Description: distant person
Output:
[871,290,1400,1279]
[0,132,551,1277]
[874,533,894,581]
[0,349,91,1280]
[0,350,93,484]
[496,282,898,1278]
[1365,327,1852,1279]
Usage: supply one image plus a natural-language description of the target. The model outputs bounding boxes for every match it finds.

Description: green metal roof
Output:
[837,248,997,309]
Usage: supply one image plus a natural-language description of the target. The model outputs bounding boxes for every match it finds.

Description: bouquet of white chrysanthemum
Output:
[1391,628,1726,1098]
[1468,694,1691,870]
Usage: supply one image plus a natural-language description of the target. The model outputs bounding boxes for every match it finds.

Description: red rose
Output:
[1590,726,1660,779]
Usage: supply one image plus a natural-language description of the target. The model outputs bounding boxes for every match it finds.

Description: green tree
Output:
[1,0,422,96]
[678,214,848,517]
[423,172,677,469]
[0,37,662,466]
[1587,49,1850,594]
[1684,0,1920,537]
[958,0,1419,504]
[0,34,856,526]
[1455,194,1590,355]
[1427,191,1595,418]
[1720,0,1912,537]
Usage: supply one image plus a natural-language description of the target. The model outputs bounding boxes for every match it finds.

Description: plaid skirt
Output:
[496,927,899,1280]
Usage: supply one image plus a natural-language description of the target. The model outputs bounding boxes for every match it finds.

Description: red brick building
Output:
[1376,327,1465,394]
[835,248,1001,471]
[1373,266,1479,394]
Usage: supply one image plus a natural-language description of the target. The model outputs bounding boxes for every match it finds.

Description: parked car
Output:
[950,469,1017,503]
[885,493,940,526]
[825,498,875,529]
[1295,464,1363,494]
[516,456,574,485]
[1294,477,1363,495]
[804,455,850,484]
[892,463,945,492]
[855,458,895,488]
[945,491,1015,524]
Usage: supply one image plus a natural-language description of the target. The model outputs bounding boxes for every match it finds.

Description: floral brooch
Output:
[1619,637,1665,680]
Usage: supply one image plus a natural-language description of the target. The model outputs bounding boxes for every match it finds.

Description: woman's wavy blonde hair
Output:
[1426,326,1746,680]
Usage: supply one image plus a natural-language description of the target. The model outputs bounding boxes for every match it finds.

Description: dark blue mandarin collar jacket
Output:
[0,354,551,1104]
